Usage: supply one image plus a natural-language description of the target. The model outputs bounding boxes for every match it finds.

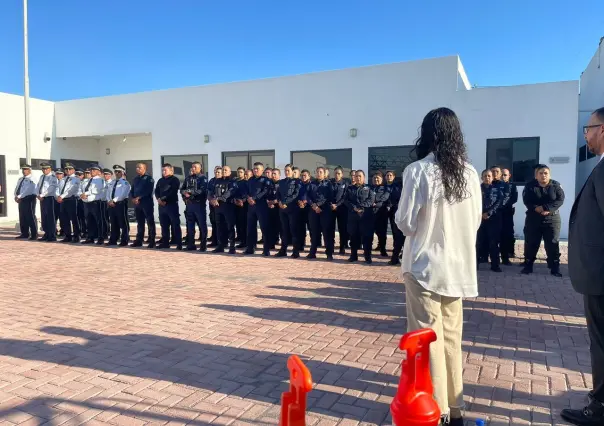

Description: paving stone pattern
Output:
[0,229,590,425]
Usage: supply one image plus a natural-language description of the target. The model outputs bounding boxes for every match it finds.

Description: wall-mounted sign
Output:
[549,156,570,164]
[7,170,19,175]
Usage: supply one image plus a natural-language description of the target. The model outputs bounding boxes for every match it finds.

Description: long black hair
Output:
[413,107,469,203]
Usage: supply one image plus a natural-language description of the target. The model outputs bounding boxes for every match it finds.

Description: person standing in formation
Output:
[345,170,375,264]
[75,169,87,239]
[14,164,38,240]
[57,163,82,243]
[274,164,301,258]
[79,165,105,245]
[331,166,349,254]
[181,161,207,252]
[36,162,58,242]
[307,166,334,260]
[155,163,182,250]
[385,170,404,265]
[500,168,518,261]
[130,162,156,248]
[478,169,503,272]
[105,165,131,246]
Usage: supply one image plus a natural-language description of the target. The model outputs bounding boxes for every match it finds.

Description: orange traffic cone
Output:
[391,328,441,426]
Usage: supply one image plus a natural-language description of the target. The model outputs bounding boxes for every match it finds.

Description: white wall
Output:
[576,39,604,192]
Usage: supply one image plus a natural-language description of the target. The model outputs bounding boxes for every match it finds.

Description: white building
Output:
[2,47,598,239]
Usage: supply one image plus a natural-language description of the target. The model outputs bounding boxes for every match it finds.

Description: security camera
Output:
[43,132,51,143]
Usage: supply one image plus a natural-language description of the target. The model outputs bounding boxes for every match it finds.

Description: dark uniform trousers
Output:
[278,206,299,251]
[135,197,156,243]
[84,201,102,240]
[269,205,280,247]
[524,214,561,269]
[585,295,604,402]
[235,203,247,245]
[310,208,334,255]
[18,195,37,238]
[54,198,62,233]
[334,204,348,248]
[101,201,110,239]
[348,209,374,260]
[108,200,129,243]
[389,208,405,260]
[247,204,270,253]
[184,201,206,248]
[209,205,218,244]
[477,214,502,267]
[77,199,87,236]
[298,205,311,250]
[40,196,56,240]
[159,203,182,245]
[60,198,80,239]
[500,208,515,260]
[373,207,389,251]
[216,203,236,249]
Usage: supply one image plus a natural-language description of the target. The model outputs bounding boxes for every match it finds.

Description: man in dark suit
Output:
[562,107,604,425]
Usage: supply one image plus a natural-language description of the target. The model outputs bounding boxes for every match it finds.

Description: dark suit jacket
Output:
[569,158,604,295]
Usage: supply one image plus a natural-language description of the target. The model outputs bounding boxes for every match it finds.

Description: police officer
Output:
[331,166,349,255]
[36,162,58,242]
[488,166,511,263]
[477,169,503,272]
[500,168,518,262]
[297,169,312,251]
[211,166,238,254]
[130,162,156,248]
[75,169,87,238]
[371,172,391,258]
[57,163,81,243]
[180,161,208,251]
[234,167,248,248]
[307,166,334,260]
[274,164,302,258]
[155,163,182,250]
[105,165,131,246]
[245,162,271,256]
[54,169,64,236]
[79,165,105,244]
[14,164,37,240]
[266,168,280,249]
[521,165,564,277]
[99,168,113,243]
[207,166,221,247]
[385,170,405,265]
[345,170,376,264]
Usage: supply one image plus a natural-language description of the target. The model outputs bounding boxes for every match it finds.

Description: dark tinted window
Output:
[20,158,57,169]
[368,146,416,182]
[291,149,352,176]
[486,137,539,184]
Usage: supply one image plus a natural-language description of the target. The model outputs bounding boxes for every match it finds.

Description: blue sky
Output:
[0,0,602,101]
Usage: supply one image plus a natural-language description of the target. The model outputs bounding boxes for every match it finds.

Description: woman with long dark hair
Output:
[395,107,482,426]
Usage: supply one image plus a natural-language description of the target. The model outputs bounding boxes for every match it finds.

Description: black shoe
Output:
[228,247,236,254]
[60,238,72,243]
[119,241,129,247]
[380,250,388,258]
[291,251,300,259]
[326,254,333,261]
[262,251,270,256]
[364,258,372,264]
[106,241,117,246]
[521,266,533,275]
[185,246,197,251]
[388,259,401,266]
[38,236,48,241]
[244,249,254,255]
[72,237,80,243]
[81,239,95,244]
[96,239,105,245]
[236,243,247,249]
[147,241,156,249]
[491,266,502,273]
[551,270,563,278]
[348,256,358,262]
[338,248,346,255]
[199,245,207,252]
[208,242,218,248]
[157,243,170,249]
[306,253,316,259]
[560,400,604,426]
[15,235,28,239]
[28,235,38,241]
[175,245,182,251]
[502,260,512,266]
[212,246,225,253]
[274,250,287,257]
[130,241,143,247]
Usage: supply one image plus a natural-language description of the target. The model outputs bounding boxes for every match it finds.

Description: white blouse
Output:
[395,152,483,298]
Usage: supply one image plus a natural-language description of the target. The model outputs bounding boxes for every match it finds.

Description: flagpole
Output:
[23,0,31,165]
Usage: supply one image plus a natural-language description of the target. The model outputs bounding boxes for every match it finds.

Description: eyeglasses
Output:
[583,124,603,134]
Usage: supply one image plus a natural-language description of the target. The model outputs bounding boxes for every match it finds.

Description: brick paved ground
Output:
[0,227,591,425]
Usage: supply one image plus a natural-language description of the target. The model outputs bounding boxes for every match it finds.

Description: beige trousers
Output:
[403,272,465,417]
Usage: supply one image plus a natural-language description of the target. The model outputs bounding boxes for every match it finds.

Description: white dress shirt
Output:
[395,152,483,298]
[107,178,131,203]
[14,175,37,198]
[36,173,58,198]
[58,175,82,199]
[82,176,105,202]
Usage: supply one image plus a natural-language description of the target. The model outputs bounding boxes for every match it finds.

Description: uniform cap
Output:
[54,168,64,174]
[84,168,91,173]
[113,164,125,172]
[90,165,101,171]
[40,162,52,169]
[102,168,113,175]
[20,164,32,170]
[63,162,75,169]
[75,169,84,175]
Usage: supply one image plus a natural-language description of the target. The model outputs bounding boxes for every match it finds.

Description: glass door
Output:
[222,150,275,170]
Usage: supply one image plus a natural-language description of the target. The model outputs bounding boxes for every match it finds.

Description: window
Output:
[222,150,275,170]
[579,145,587,163]
[291,149,352,176]
[486,137,539,185]
[161,154,209,180]
[368,146,416,181]
[20,158,57,170]
[60,159,99,170]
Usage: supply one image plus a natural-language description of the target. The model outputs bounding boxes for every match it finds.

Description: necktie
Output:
[38,175,46,195]
[61,177,71,196]
[85,178,93,192]
[111,179,118,199]
[16,178,25,196]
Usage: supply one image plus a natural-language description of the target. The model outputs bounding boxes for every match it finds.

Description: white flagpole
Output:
[23,0,31,165]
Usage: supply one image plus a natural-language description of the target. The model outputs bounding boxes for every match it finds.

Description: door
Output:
[125,160,153,214]
[222,150,275,170]
[0,155,6,217]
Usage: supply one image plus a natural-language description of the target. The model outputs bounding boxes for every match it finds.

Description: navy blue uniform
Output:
[386,181,405,263]
[307,179,335,257]
[154,175,182,248]
[234,178,248,246]
[266,179,280,249]
[371,184,391,256]
[344,184,376,262]
[275,177,302,255]
[501,181,518,260]
[207,177,218,245]
[477,183,503,269]
[180,173,208,250]
[331,178,349,252]
[131,173,156,245]
[298,180,312,250]
[522,179,565,273]
[245,176,271,254]
[213,176,238,251]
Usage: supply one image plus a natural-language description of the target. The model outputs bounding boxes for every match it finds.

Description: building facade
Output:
[0,51,593,239]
